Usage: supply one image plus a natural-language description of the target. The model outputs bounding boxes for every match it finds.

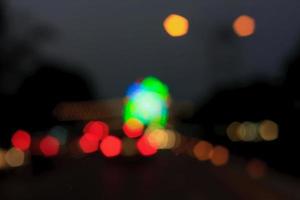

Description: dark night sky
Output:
[7,0,300,101]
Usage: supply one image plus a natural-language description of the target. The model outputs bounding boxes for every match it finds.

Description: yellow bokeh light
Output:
[193,141,213,161]
[173,132,182,149]
[210,146,229,166]
[226,122,241,141]
[237,122,259,142]
[0,149,7,169]
[259,120,279,141]
[145,128,179,149]
[164,130,177,149]
[163,14,189,37]
[5,147,25,167]
[126,118,144,131]
[146,128,169,149]
[168,130,182,150]
[233,15,255,37]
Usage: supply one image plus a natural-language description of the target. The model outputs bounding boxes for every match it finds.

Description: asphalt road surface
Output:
[1,151,299,200]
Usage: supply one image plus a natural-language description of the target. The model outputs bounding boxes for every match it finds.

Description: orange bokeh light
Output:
[193,140,213,161]
[259,120,279,141]
[233,15,255,37]
[163,14,189,37]
[210,146,229,166]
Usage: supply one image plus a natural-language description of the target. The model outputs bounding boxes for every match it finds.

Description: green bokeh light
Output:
[141,77,169,100]
[124,77,169,127]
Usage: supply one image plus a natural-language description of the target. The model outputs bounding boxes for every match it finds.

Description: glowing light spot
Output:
[259,120,278,141]
[246,159,267,179]
[145,128,170,149]
[40,136,60,157]
[83,121,109,141]
[126,82,141,97]
[226,122,241,141]
[124,76,169,127]
[163,14,189,37]
[141,77,169,100]
[136,135,157,156]
[5,148,25,167]
[171,131,182,150]
[233,15,255,37]
[210,146,229,166]
[193,141,214,161]
[122,138,137,156]
[123,118,144,138]
[99,136,122,158]
[164,130,177,149]
[79,132,99,153]
[0,149,7,169]
[237,122,259,141]
[132,92,165,123]
[11,130,31,151]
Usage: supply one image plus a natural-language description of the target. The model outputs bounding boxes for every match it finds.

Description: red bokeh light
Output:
[79,132,99,153]
[40,136,60,157]
[136,135,157,156]
[123,125,143,139]
[84,121,109,141]
[99,136,122,158]
[11,130,31,151]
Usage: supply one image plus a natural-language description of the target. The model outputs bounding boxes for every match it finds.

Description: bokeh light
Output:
[259,120,279,141]
[163,14,189,37]
[79,132,99,153]
[193,140,214,161]
[5,147,25,167]
[0,149,7,169]
[164,129,177,149]
[141,77,169,100]
[126,91,167,125]
[226,122,241,142]
[11,130,31,151]
[210,146,229,166]
[99,136,122,158]
[227,120,278,142]
[126,82,142,97]
[145,128,177,149]
[136,135,157,156]
[171,131,182,150]
[233,15,255,37]
[146,128,168,149]
[237,122,259,142]
[122,138,137,156]
[84,121,109,141]
[124,76,169,127]
[40,136,60,157]
[123,118,144,138]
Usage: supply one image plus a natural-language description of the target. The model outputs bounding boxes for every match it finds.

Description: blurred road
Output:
[1,152,299,200]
